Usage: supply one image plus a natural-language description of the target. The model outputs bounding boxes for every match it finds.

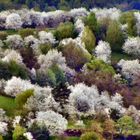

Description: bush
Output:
[8,61,29,79]
[15,89,34,109]
[60,41,91,69]
[80,132,100,140]
[85,12,99,34]
[120,12,137,37]
[18,28,35,38]
[106,21,125,52]
[47,64,66,87]
[0,60,28,80]
[12,125,26,140]
[82,26,96,53]
[0,31,8,40]
[0,60,12,80]
[86,59,115,75]
[39,43,52,55]
[55,22,75,40]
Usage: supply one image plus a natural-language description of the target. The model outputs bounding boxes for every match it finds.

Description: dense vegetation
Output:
[0,6,140,140]
[1,0,140,11]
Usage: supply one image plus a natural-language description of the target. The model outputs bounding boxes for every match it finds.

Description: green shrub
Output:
[47,64,66,87]
[8,61,29,79]
[60,41,91,69]
[39,43,52,54]
[12,125,26,140]
[15,89,34,109]
[106,21,125,52]
[82,26,96,53]
[120,11,137,37]
[116,115,138,136]
[85,12,99,34]
[86,59,115,75]
[0,60,12,80]
[0,31,8,40]
[55,22,75,40]
[80,132,100,140]
[18,28,35,38]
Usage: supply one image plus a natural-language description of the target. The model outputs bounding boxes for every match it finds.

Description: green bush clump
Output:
[120,11,137,37]
[0,60,29,80]
[85,12,99,34]
[47,64,66,87]
[15,89,34,109]
[0,31,8,40]
[86,59,115,75]
[8,61,29,79]
[39,43,52,54]
[80,132,100,140]
[55,22,75,40]
[18,28,35,38]
[12,125,27,140]
[106,21,125,52]
[82,26,96,53]
[59,41,91,69]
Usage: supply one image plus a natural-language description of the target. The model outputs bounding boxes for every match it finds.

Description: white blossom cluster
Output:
[24,35,40,49]
[134,12,140,35]
[6,13,22,29]
[38,31,56,44]
[95,40,111,63]
[0,109,8,136]
[90,8,121,21]
[2,50,23,64]
[74,19,85,34]
[5,34,23,49]
[0,122,8,136]
[123,37,140,57]
[68,83,125,117]
[30,110,68,135]
[4,76,34,97]
[12,116,21,128]
[25,86,60,112]
[118,59,140,80]
[23,132,34,140]
[70,8,89,18]
[0,8,88,29]
[38,49,74,74]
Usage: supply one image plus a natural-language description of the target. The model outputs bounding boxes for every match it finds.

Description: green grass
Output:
[0,95,16,116]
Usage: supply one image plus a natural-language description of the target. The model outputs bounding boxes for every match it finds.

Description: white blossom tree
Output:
[68,83,125,117]
[24,35,40,49]
[123,37,140,57]
[38,49,74,74]
[118,59,140,80]
[2,50,23,64]
[69,8,89,18]
[5,34,23,49]
[38,31,56,44]
[4,77,34,97]
[25,86,60,112]
[68,83,100,117]
[6,13,22,29]
[90,8,121,21]
[95,40,111,63]
[30,111,68,135]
